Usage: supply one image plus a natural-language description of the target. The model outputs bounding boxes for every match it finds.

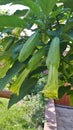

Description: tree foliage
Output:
[0,0,73,107]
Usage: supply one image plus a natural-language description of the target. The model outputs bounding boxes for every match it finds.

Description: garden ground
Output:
[0,94,44,130]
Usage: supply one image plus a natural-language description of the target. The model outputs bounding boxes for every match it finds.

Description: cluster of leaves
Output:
[0,0,73,106]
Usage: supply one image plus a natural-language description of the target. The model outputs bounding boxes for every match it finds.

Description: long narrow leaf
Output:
[8,77,38,108]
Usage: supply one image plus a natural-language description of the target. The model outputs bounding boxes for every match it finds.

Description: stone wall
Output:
[44,100,73,130]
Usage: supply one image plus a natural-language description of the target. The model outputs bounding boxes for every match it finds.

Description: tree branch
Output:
[0,90,12,99]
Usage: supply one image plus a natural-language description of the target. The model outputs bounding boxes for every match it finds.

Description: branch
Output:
[0,90,12,99]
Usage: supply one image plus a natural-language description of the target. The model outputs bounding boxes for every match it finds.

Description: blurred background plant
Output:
[0,93,45,130]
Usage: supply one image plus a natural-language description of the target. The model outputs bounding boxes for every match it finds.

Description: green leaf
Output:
[68,77,73,86]
[11,38,25,59]
[20,0,40,15]
[50,7,66,18]
[61,33,73,42]
[69,54,73,61]
[63,19,73,32]
[10,68,31,94]
[1,28,11,34]
[29,66,47,77]
[38,0,57,16]
[48,29,61,37]
[0,61,23,90]
[67,29,73,41]
[12,43,23,59]
[4,37,15,52]
[70,94,73,106]
[0,0,25,5]
[58,86,71,99]
[67,90,73,95]
[0,36,12,49]
[0,60,10,78]
[65,54,73,63]
[0,15,26,28]
[8,77,38,108]
[60,41,67,54]
[64,0,73,12]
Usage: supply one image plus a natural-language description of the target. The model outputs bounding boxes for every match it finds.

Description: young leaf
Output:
[8,77,38,108]
[10,68,31,94]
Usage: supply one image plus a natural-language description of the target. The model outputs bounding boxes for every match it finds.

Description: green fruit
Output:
[18,31,39,62]
[27,47,46,70]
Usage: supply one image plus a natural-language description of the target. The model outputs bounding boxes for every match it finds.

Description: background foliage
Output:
[0,93,44,130]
